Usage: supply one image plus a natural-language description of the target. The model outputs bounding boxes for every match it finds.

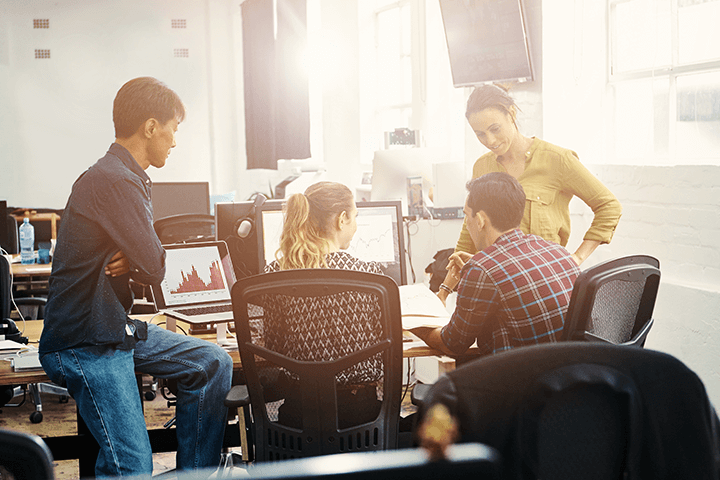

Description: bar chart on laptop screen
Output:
[162,246,232,305]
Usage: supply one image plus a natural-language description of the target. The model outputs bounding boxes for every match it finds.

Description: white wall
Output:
[0,0,242,208]
[543,0,720,407]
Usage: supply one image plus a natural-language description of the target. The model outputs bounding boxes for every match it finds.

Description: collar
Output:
[108,143,152,186]
[493,229,524,247]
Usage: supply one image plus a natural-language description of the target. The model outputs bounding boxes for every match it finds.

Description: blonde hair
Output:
[276,182,355,270]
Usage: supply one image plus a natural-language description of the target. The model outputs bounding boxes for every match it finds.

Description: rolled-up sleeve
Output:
[441,265,499,355]
[561,152,622,244]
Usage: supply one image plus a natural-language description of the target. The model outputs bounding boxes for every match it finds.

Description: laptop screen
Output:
[159,243,234,307]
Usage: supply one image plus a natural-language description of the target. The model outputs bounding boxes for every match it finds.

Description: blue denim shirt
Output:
[39,143,166,354]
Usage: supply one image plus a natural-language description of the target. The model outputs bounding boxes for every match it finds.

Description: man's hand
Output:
[105,251,130,277]
[417,403,459,461]
[447,251,472,281]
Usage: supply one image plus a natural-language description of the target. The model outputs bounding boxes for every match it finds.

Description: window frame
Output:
[607,0,720,164]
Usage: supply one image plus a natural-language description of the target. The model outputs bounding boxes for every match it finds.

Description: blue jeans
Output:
[40,323,233,478]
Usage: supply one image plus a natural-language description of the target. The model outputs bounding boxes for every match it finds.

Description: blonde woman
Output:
[264,181,384,429]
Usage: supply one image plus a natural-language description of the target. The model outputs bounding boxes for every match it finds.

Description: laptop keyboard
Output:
[176,304,233,316]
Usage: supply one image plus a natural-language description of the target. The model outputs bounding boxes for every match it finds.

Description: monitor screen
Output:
[215,198,276,279]
[0,200,8,254]
[371,148,441,217]
[152,182,210,221]
[439,0,533,86]
[257,200,407,286]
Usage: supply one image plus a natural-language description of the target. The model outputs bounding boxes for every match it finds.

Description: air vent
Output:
[33,19,50,29]
[174,48,189,58]
[171,19,187,29]
[35,49,51,59]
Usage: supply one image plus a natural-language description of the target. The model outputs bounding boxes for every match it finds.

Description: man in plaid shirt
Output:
[422,172,580,356]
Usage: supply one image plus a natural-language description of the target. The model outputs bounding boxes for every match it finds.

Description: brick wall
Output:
[571,164,720,407]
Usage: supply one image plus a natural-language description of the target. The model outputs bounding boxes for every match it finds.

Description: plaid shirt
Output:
[441,229,580,356]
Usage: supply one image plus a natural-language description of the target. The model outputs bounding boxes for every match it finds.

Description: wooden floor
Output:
[0,379,180,479]
[1,380,419,479]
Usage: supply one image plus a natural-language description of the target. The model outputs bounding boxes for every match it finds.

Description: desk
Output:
[8,257,52,295]
[0,315,445,476]
[0,316,245,477]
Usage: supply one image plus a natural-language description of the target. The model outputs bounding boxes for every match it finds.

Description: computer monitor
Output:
[214,196,274,279]
[371,149,441,217]
[152,182,210,221]
[257,200,407,286]
[0,200,9,254]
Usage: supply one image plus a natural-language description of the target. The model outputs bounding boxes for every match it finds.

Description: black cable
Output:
[400,357,415,405]
[404,219,417,284]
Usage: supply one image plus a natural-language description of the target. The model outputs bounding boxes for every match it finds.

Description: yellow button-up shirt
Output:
[455,138,622,254]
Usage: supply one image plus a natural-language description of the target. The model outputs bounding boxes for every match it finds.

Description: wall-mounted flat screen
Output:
[440,0,533,86]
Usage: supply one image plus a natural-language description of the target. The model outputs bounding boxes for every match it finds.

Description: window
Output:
[359,0,425,163]
[609,0,720,164]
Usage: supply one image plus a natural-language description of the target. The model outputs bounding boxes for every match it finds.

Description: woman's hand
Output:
[572,240,601,266]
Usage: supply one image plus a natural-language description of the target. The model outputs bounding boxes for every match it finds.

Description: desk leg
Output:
[77,408,100,478]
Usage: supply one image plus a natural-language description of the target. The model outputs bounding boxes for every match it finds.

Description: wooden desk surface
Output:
[10,262,52,278]
[0,314,443,386]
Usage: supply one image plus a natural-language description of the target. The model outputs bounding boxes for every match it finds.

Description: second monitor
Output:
[258,200,407,286]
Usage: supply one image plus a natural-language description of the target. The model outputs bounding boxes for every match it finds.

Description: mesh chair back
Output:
[153,213,215,244]
[563,255,660,346]
[231,269,403,461]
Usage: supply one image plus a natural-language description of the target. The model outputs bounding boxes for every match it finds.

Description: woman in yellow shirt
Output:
[437,84,622,304]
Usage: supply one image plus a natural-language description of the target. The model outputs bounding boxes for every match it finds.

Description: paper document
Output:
[399,284,452,330]
[0,340,24,353]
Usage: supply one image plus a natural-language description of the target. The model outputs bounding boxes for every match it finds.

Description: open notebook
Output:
[400,284,453,330]
[151,241,237,324]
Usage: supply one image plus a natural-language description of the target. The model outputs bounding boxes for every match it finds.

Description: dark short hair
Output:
[466,172,526,231]
[465,84,518,120]
[113,77,186,138]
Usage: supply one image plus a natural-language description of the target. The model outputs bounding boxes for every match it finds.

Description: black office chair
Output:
[418,342,720,480]
[3,214,19,254]
[162,443,501,480]
[411,255,662,409]
[226,269,403,461]
[245,443,501,479]
[153,213,215,244]
[562,254,661,346]
[0,428,55,479]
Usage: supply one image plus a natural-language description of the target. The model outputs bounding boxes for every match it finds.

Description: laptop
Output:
[151,241,237,324]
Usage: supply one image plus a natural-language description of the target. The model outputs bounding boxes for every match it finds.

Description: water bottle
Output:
[19,217,35,265]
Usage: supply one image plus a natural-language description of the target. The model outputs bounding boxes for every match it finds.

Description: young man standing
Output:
[40,77,233,477]
[421,172,580,357]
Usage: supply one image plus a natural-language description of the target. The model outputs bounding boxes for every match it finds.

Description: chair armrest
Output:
[583,332,612,343]
[14,297,47,306]
[411,382,432,407]
[225,384,250,408]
